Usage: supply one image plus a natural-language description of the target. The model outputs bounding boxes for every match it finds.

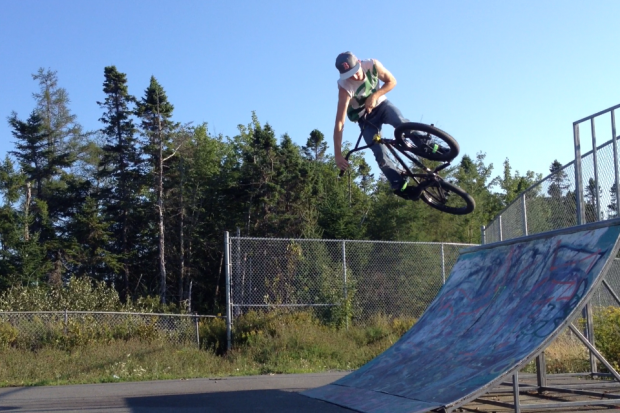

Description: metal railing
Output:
[483,103,620,244]
[481,104,620,379]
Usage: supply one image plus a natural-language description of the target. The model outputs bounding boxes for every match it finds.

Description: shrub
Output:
[0,276,181,313]
[199,317,227,354]
[594,306,620,370]
[0,322,18,348]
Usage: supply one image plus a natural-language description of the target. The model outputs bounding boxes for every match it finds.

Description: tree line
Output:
[1,66,580,314]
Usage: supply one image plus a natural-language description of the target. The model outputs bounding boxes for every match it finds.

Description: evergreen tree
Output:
[608,181,619,219]
[499,158,541,206]
[64,196,121,279]
[357,158,374,195]
[136,76,178,304]
[453,153,502,243]
[547,160,569,198]
[22,69,92,286]
[8,112,51,202]
[96,66,146,301]
[31,68,81,166]
[236,117,283,236]
[364,180,427,241]
[545,159,576,230]
[178,125,235,311]
[8,110,75,285]
[0,157,25,287]
[584,177,601,223]
[302,129,328,162]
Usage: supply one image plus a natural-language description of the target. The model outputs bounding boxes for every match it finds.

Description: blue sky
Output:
[1,0,619,186]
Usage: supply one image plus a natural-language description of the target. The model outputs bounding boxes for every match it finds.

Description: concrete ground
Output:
[2,372,620,412]
[0,372,352,413]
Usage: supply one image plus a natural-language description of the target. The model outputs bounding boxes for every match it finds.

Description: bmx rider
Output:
[333,51,422,200]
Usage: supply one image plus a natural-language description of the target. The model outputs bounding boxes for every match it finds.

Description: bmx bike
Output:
[339,117,475,215]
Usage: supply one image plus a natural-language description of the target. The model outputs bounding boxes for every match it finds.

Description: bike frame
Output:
[342,117,452,187]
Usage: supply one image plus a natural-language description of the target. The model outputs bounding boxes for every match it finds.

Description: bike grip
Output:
[338,152,351,178]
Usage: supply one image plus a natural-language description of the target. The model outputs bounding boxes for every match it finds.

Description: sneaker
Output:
[393,184,423,201]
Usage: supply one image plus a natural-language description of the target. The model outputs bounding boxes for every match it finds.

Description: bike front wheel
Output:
[394,122,459,161]
[419,179,475,215]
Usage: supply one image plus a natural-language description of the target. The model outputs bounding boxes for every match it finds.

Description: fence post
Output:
[521,193,528,237]
[188,281,192,313]
[342,240,348,330]
[481,225,486,245]
[574,122,586,226]
[236,227,242,315]
[194,313,200,349]
[441,244,446,284]
[612,109,620,216]
[591,118,601,221]
[64,309,68,336]
[586,304,598,373]
[513,371,521,413]
[224,231,232,352]
[498,216,503,241]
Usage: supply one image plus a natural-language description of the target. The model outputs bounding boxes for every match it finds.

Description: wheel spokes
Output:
[422,181,469,211]
[424,183,449,204]
[404,131,450,156]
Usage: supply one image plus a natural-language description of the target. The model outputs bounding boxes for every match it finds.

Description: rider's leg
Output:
[359,107,405,190]
[371,100,423,200]
[376,99,409,128]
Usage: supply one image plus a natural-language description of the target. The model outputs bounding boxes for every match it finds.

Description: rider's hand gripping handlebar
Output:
[338,115,380,178]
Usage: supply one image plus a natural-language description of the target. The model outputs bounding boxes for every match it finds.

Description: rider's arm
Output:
[366,59,397,113]
[334,87,350,171]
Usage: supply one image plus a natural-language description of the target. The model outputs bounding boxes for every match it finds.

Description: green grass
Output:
[2,308,619,387]
[0,311,415,387]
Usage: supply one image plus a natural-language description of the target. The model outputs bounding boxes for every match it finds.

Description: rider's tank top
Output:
[337,59,386,122]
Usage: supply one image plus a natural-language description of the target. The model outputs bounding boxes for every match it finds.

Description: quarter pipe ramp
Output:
[303,221,620,413]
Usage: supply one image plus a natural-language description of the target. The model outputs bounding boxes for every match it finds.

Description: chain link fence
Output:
[483,162,579,244]
[226,236,474,325]
[0,311,222,349]
[482,104,620,312]
[483,104,618,243]
[480,105,620,376]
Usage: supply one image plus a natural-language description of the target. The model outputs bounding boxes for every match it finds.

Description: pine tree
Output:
[96,66,146,301]
[136,76,178,304]
[584,177,601,223]
[452,153,502,243]
[64,196,121,279]
[30,68,88,285]
[545,159,576,230]
[608,181,619,219]
[8,112,51,202]
[31,68,81,165]
[547,160,569,198]
[0,157,26,288]
[8,110,74,285]
[499,158,540,206]
[302,129,328,162]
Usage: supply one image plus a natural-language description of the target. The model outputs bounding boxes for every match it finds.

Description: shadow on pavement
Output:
[125,389,353,412]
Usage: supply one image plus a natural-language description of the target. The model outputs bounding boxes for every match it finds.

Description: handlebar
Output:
[338,152,354,178]
[338,114,383,178]
[338,114,375,178]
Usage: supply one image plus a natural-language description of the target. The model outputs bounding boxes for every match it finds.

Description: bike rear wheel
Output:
[419,179,475,215]
[394,122,459,161]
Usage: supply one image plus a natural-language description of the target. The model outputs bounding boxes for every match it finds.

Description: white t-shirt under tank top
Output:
[337,59,386,122]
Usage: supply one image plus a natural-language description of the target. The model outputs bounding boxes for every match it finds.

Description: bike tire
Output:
[419,179,475,215]
[394,122,459,161]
